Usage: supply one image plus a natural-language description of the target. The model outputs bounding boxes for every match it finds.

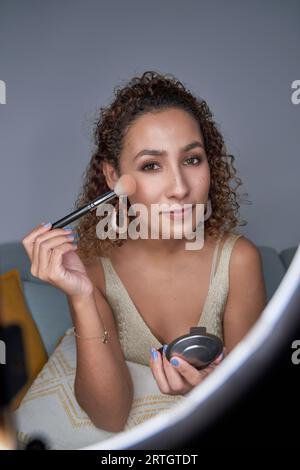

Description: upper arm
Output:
[222,236,267,353]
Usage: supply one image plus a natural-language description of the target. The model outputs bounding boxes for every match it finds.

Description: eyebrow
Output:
[133,140,205,160]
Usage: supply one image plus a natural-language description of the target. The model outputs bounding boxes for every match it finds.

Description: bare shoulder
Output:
[228,233,267,306]
[222,234,267,352]
[230,234,263,269]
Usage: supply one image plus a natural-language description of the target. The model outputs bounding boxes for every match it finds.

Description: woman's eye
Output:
[140,156,202,171]
[184,156,202,165]
[141,161,160,171]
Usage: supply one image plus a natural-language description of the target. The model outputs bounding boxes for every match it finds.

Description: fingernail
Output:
[215,351,224,363]
[150,347,158,360]
[63,226,73,231]
[72,234,79,244]
[42,222,52,228]
[170,358,180,367]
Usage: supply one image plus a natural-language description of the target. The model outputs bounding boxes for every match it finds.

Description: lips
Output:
[161,205,194,214]
[161,205,194,218]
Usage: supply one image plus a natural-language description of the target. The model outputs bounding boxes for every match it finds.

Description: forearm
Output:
[68,293,133,432]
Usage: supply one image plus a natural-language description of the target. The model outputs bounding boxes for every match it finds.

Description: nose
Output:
[164,166,189,201]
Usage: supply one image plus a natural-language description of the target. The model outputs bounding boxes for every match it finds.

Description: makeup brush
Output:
[50,174,136,229]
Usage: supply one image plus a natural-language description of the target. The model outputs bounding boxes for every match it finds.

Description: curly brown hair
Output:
[74,70,250,263]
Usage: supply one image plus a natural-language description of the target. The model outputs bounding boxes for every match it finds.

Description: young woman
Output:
[22,71,267,432]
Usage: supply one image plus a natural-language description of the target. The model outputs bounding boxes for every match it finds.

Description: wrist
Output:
[69,290,95,307]
[67,289,108,339]
[72,326,109,344]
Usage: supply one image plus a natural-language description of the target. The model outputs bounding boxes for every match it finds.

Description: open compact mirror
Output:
[157,327,223,369]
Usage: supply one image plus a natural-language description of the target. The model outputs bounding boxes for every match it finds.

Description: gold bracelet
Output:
[71,326,109,344]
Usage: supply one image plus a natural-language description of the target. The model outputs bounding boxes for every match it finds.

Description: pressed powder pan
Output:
[157,326,223,369]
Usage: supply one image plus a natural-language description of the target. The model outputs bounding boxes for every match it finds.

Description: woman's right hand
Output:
[22,222,94,299]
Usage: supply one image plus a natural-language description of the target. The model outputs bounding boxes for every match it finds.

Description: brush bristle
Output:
[114,174,136,196]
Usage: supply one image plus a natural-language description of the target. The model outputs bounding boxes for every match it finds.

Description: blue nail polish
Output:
[171,358,179,367]
[151,348,158,360]
[42,222,51,228]
[73,233,79,240]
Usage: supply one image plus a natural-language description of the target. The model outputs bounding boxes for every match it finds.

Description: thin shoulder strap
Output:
[198,233,243,328]
[209,236,222,286]
[215,233,242,279]
[98,256,112,296]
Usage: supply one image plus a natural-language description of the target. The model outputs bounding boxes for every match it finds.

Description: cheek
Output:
[191,170,210,196]
[200,163,210,185]
[130,179,162,206]
[198,173,210,187]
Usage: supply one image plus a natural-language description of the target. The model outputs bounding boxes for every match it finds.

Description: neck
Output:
[123,231,209,261]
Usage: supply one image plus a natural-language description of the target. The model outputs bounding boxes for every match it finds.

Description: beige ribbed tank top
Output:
[99,233,242,366]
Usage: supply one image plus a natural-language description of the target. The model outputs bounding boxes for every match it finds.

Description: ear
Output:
[102,161,120,191]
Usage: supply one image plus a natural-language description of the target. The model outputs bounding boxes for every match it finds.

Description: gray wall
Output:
[0,0,299,252]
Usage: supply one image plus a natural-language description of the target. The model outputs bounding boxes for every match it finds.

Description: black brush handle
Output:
[51,190,117,229]
[51,204,91,229]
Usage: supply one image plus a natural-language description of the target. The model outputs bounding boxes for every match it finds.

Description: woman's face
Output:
[118,107,211,238]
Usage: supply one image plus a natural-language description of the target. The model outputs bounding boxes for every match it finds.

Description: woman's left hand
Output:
[149,346,226,396]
